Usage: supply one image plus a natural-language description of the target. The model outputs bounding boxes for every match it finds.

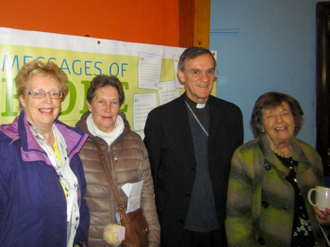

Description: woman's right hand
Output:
[314,206,330,226]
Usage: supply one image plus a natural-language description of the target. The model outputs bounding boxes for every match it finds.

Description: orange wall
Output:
[0,0,179,47]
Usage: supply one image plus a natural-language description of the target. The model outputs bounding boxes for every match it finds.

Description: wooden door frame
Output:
[317,2,330,175]
[179,0,210,48]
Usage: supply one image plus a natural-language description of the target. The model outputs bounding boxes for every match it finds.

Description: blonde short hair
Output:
[15,59,69,108]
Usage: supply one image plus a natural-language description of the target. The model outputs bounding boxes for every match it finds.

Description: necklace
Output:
[273,149,297,174]
[271,148,292,158]
[185,101,209,137]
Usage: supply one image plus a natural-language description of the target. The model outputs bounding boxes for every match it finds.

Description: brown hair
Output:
[86,75,125,106]
[177,46,216,71]
[250,92,304,138]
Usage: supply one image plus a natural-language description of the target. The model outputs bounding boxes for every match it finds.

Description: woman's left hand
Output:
[314,206,330,226]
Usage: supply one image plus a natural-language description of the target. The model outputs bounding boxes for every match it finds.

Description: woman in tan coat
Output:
[76,75,160,247]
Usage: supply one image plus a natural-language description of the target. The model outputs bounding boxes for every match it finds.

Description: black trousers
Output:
[178,229,227,247]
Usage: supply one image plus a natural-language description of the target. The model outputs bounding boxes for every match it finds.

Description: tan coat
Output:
[77,111,160,247]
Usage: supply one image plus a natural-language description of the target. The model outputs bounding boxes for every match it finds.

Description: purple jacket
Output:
[0,111,89,247]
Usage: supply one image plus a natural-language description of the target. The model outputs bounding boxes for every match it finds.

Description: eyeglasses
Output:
[23,90,64,99]
[187,68,217,77]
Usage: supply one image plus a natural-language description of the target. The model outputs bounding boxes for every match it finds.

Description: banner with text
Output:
[0,27,215,136]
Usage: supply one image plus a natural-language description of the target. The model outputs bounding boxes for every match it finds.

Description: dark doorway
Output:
[317,2,330,175]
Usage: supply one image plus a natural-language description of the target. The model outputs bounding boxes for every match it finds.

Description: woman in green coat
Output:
[226,92,330,247]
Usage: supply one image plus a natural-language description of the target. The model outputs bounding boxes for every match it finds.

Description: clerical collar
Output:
[185,95,208,109]
[196,103,206,109]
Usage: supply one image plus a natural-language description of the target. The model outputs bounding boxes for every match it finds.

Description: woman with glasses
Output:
[0,59,89,247]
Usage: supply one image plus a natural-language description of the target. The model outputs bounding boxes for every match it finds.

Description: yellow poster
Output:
[0,28,216,135]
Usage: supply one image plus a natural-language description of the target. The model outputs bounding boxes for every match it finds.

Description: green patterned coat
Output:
[226,134,327,247]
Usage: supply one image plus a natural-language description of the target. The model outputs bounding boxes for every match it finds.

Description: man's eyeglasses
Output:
[187,69,217,77]
[23,90,64,99]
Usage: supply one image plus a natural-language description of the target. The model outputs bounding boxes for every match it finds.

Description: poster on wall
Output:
[0,27,216,136]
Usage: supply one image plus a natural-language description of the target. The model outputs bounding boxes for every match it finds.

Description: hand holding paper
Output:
[121,180,144,213]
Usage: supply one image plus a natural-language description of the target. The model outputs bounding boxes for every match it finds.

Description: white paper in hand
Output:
[121,180,144,213]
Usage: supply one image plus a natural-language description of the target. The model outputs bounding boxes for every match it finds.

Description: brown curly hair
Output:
[250,92,304,138]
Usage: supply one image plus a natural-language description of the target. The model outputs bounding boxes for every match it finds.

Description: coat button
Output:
[186,193,191,198]
[261,201,269,208]
[179,219,184,225]
[190,167,195,172]
[258,238,265,245]
[264,164,271,170]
